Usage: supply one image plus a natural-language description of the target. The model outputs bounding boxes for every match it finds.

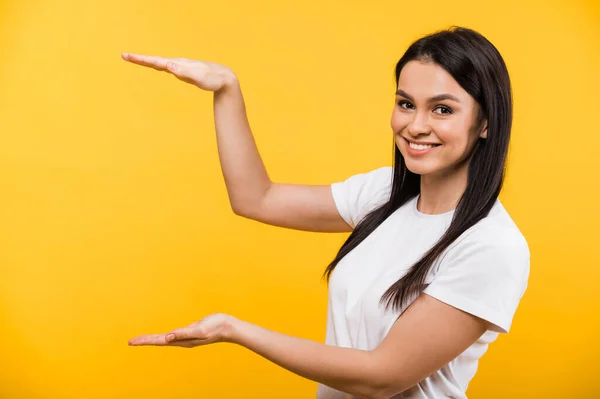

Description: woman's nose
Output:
[407,111,431,136]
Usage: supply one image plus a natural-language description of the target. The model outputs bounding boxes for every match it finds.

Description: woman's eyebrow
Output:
[395,89,461,103]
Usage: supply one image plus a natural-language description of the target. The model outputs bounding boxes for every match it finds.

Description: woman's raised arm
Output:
[122,53,351,233]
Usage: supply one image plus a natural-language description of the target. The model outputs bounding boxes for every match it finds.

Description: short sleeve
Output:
[423,227,530,334]
[330,166,393,229]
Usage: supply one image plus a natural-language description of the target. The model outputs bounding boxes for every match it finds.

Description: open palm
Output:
[122,53,236,91]
[128,313,235,348]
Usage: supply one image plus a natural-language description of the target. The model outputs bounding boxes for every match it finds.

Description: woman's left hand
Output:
[128,313,238,348]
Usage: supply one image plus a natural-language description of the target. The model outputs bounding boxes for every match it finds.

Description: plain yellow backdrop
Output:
[1,0,598,398]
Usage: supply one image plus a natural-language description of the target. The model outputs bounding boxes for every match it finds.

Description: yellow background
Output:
[1,0,598,397]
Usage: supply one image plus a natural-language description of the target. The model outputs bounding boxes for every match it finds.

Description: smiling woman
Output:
[318,27,526,399]
[125,26,528,399]
[392,60,488,189]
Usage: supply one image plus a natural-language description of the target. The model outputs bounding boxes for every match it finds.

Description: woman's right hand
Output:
[121,53,237,92]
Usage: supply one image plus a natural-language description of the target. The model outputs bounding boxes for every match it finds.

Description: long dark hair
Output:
[323,26,513,313]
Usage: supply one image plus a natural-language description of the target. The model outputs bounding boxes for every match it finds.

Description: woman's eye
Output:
[433,106,452,115]
[398,100,414,110]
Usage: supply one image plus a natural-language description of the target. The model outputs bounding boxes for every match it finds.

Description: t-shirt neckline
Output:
[412,194,456,220]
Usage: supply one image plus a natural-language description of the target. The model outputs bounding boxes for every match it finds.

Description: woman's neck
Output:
[417,164,468,215]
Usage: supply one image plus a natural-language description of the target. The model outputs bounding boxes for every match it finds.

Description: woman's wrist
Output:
[216,70,239,94]
[222,314,244,344]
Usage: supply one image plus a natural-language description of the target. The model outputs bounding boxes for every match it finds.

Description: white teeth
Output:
[409,142,438,150]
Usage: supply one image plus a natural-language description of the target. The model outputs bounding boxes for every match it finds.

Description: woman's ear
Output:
[480,121,488,139]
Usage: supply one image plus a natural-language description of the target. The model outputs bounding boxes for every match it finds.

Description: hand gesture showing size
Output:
[128,313,237,348]
[122,53,237,92]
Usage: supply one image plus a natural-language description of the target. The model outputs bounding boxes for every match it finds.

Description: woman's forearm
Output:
[213,78,272,215]
[226,318,386,399]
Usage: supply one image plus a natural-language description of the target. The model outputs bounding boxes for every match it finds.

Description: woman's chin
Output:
[404,160,435,176]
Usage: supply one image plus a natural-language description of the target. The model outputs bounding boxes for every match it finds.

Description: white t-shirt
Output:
[316,166,530,399]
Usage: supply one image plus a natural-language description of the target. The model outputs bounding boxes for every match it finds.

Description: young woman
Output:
[124,26,530,399]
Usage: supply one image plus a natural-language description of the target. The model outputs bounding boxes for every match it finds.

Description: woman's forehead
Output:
[397,61,469,101]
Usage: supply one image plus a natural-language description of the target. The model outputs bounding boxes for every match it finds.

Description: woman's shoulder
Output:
[452,202,530,257]
[330,166,393,228]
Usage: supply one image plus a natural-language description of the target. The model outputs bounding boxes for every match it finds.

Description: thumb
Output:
[166,62,182,73]
[166,63,196,86]
[165,327,196,342]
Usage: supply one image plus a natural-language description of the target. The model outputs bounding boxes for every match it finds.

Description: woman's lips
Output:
[404,138,441,157]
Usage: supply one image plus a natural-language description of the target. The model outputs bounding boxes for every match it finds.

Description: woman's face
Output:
[391,60,487,178]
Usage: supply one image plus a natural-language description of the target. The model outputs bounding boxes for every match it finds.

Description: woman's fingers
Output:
[122,53,174,71]
[128,315,234,348]
[121,53,167,70]
[121,53,236,92]
[165,326,203,342]
[166,338,206,348]
[128,333,206,348]
[128,333,168,346]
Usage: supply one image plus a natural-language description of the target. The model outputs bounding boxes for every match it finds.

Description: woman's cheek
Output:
[391,108,412,131]
[390,112,402,132]
[432,119,458,141]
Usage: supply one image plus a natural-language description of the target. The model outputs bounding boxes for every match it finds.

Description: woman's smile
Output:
[404,137,442,157]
